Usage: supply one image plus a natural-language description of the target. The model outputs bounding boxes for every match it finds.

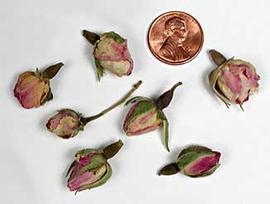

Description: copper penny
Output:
[147,11,204,65]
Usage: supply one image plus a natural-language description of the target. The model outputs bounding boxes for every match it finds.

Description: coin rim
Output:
[147,11,204,65]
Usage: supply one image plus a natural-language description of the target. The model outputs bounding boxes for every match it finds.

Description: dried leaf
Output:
[95,59,105,81]
[42,62,64,79]
[155,82,182,110]
[103,140,124,160]
[209,49,227,66]
[82,30,100,45]
[158,163,179,176]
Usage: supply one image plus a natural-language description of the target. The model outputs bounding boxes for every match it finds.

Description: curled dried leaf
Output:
[209,49,227,66]
[155,82,182,110]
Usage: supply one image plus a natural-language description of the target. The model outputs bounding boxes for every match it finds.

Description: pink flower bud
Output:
[159,145,221,178]
[83,30,133,80]
[123,82,182,152]
[123,99,162,136]
[177,146,221,177]
[66,140,123,192]
[216,60,260,105]
[46,109,83,139]
[13,62,63,109]
[209,50,260,109]
[14,71,50,109]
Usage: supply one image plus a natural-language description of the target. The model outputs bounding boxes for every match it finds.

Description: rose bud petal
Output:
[13,62,63,109]
[209,50,260,110]
[46,109,83,139]
[159,145,221,178]
[123,82,182,152]
[83,30,133,80]
[66,140,123,192]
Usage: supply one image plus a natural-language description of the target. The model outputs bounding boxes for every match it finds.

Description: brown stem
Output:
[81,80,142,125]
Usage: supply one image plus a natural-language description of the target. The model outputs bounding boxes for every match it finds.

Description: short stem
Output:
[103,140,124,160]
[158,163,179,176]
[81,80,142,125]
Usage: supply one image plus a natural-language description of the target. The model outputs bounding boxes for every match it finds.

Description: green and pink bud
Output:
[46,109,83,139]
[83,30,133,80]
[209,50,260,110]
[123,99,162,135]
[66,140,123,192]
[13,62,63,109]
[46,81,142,139]
[123,82,182,152]
[159,145,221,177]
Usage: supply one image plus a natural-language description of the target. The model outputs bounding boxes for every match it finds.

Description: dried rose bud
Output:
[159,145,221,178]
[14,62,63,109]
[46,80,142,139]
[123,99,162,135]
[83,30,133,80]
[208,49,260,110]
[67,140,123,192]
[123,82,182,152]
[46,109,84,139]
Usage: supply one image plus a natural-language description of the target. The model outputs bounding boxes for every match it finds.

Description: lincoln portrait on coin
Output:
[159,17,189,61]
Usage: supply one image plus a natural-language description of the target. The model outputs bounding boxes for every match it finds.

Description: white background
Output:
[1,0,270,203]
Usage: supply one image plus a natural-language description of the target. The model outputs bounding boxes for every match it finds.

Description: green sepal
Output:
[66,160,76,177]
[41,87,53,105]
[94,58,105,81]
[103,31,125,43]
[125,96,151,106]
[208,63,231,108]
[177,145,212,159]
[75,148,98,157]
[75,163,112,193]
[158,111,170,152]
[127,100,156,123]
[88,163,112,189]
[79,153,107,175]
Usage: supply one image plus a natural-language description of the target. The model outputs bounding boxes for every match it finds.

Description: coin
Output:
[147,11,204,65]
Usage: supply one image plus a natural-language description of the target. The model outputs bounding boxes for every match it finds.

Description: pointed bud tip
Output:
[158,163,179,176]
[102,140,124,160]
[57,62,64,67]
[82,30,100,45]
[116,139,124,148]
